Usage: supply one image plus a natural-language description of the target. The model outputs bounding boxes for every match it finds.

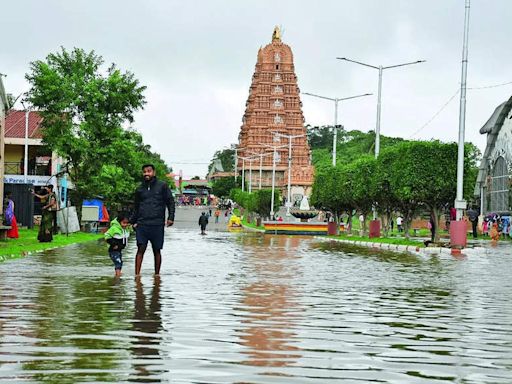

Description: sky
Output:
[2,0,512,178]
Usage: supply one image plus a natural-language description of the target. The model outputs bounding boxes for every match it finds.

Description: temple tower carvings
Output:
[237,27,314,199]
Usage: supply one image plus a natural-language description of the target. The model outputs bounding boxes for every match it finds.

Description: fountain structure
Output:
[263,196,331,235]
[290,196,319,222]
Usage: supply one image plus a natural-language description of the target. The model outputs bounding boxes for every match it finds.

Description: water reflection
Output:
[0,231,511,383]
[21,274,130,383]
[238,235,302,369]
[130,276,165,382]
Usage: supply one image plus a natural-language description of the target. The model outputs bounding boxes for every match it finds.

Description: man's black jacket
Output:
[131,177,175,226]
[198,214,209,226]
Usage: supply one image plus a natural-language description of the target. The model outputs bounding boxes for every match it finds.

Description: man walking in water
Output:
[131,164,175,276]
[198,212,209,235]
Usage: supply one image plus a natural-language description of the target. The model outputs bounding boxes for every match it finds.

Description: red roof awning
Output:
[5,110,43,139]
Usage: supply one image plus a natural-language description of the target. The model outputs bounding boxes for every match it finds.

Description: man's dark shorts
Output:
[136,225,165,250]
[109,251,123,270]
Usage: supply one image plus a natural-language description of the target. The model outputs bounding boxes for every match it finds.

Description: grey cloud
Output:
[2,0,512,177]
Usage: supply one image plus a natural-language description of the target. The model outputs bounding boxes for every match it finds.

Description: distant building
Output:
[207,158,236,182]
[175,178,212,199]
[474,97,512,214]
[3,110,61,186]
[237,27,314,199]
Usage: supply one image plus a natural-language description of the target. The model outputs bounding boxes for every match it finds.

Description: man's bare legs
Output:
[135,244,147,276]
[154,249,162,276]
[135,245,162,276]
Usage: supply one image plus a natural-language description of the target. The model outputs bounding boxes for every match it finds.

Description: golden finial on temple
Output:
[272,26,281,41]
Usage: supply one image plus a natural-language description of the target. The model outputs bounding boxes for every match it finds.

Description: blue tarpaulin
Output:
[83,199,104,221]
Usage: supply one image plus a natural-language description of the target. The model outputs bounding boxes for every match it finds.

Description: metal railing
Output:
[4,162,51,176]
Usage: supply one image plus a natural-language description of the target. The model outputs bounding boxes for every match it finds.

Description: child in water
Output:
[489,222,500,245]
[104,212,131,276]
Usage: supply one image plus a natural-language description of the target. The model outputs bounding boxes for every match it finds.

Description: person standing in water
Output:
[131,164,175,276]
[105,212,130,277]
[198,212,209,235]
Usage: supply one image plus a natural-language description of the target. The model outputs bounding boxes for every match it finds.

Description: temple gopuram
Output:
[237,27,314,201]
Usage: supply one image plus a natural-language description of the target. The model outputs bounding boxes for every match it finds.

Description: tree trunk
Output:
[383,209,392,237]
[403,218,410,240]
[403,210,413,240]
[335,211,342,235]
[432,206,442,243]
[362,211,370,235]
[347,210,354,234]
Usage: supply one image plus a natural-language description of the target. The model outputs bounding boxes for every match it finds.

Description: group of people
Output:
[3,185,57,242]
[176,195,211,206]
[3,191,19,239]
[199,207,239,234]
[482,213,511,242]
[14,163,510,278]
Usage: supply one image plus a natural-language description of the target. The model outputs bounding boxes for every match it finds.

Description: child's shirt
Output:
[104,218,130,252]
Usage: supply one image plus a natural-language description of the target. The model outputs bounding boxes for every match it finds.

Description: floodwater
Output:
[0,220,511,383]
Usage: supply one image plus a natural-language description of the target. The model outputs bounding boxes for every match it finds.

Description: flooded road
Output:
[0,222,511,383]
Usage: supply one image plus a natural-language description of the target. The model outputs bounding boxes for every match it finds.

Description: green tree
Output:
[230,188,279,220]
[311,164,353,224]
[310,128,408,168]
[345,156,377,233]
[208,146,236,174]
[6,93,18,109]
[377,140,479,240]
[212,176,240,198]
[307,124,336,150]
[254,189,280,219]
[24,47,161,206]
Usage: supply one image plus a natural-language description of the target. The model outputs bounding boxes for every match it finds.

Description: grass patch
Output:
[330,233,425,247]
[0,228,102,261]
[241,217,265,231]
[234,208,265,230]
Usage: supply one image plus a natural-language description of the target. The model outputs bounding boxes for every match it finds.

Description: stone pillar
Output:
[0,77,7,217]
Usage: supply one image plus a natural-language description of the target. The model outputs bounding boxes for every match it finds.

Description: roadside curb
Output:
[0,237,102,263]
[315,237,489,256]
[241,224,265,233]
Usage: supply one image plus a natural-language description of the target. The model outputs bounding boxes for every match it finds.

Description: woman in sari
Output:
[4,191,19,239]
[32,185,57,243]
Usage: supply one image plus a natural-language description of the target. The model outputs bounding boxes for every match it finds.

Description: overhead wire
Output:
[408,89,459,138]
[468,80,512,90]
[409,79,512,138]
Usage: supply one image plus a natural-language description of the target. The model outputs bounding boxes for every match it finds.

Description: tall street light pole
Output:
[455,0,471,222]
[239,156,258,193]
[248,150,273,190]
[336,57,425,158]
[20,100,30,183]
[272,131,306,216]
[249,158,252,194]
[234,146,238,184]
[261,143,287,220]
[24,110,29,183]
[303,92,372,165]
[241,157,245,192]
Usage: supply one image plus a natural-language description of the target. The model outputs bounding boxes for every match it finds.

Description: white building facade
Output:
[475,96,512,214]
